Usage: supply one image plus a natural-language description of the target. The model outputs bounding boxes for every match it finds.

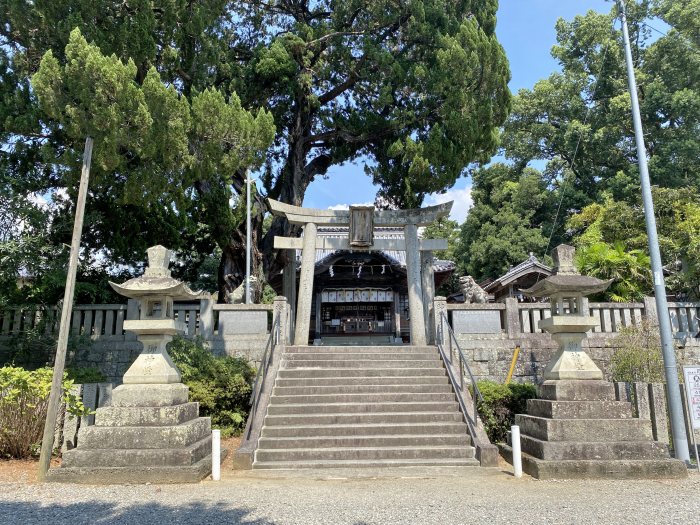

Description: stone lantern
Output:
[501,244,687,480]
[109,245,202,384]
[521,244,611,381]
[48,246,215,484]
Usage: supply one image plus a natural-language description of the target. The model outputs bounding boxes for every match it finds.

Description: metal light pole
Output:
[616,0,690,462]
[245,171,252,305]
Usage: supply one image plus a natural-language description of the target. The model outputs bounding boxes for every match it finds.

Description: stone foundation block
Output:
[111,383,189,407]
[526,399,633,420]
[537,380,616,401]
[515,414,653,442]
[519,435,670,461]
[95,402,199,427]
[78,416,210,449]
[62,435,212,468]
[47,453,217,484]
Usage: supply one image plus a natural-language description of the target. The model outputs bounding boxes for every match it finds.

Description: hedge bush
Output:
[168,336,255,437]
[475,380,537,444]
[0,366,89,459]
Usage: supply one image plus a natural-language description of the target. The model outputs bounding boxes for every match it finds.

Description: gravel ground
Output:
[2,466,698,525]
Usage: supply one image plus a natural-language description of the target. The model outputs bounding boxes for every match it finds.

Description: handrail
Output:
[245,314,280,441]
[436,311,484,439]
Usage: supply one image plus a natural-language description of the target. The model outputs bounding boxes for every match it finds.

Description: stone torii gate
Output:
[268,199,453,346]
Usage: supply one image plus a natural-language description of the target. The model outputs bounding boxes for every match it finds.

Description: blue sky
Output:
[300,0,614,222]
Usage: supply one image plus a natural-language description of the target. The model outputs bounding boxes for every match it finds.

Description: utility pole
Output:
[38,137,94,480]
[245,171,252,304]
[616,0,690,463]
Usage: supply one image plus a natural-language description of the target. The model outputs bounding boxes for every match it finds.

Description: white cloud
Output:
[425,186,473,223]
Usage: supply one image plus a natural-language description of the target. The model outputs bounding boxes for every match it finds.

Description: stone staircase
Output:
[253,345,478,469]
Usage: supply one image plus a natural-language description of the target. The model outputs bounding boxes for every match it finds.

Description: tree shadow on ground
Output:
[0,500,278,525]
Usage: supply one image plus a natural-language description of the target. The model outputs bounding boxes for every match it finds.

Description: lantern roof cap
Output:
[109,245,203,300]
[521,244,612,298]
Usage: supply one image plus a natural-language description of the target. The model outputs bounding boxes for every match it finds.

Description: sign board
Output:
[452,310,502,334]
[683,366,700,430]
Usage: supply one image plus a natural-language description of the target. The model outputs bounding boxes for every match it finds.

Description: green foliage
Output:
[2,1,511,298]
[167,336,255,437]
[65,367,107,384]
[0,366,90,458]
[455,4,700,286]
[457,163,550,280]
[609,320,666,384]
[475,380,537,444]
[575,242,651,302]
[568,188,700,300]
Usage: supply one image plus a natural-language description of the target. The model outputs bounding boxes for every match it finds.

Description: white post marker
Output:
[511,425,523,478]
[212,429,221,481]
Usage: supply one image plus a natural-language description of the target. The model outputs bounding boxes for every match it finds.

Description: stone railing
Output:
[0,295,289,384]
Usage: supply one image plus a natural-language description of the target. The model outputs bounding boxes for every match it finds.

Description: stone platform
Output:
[47,384,215,484]
[500,380,687,480]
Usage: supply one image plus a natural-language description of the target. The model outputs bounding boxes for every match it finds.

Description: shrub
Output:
[475,380,537,444]
[0,366,90,459]
[65,367,107,384]
[168,336,255,437]
[609,320,666,383]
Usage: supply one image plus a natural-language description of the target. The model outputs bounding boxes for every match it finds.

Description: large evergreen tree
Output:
[458,1,700,295]
[1,1,511,301]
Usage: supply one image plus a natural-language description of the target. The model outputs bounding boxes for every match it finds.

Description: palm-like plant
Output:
[575,241,652,302]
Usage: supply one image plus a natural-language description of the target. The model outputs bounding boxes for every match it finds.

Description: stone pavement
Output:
[1,466,698,524]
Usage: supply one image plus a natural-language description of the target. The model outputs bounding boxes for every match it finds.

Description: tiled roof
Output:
[483,253,552,291]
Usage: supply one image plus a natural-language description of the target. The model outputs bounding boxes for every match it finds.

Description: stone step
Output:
[263,411,465,426]
[283,360,444,369]
[261,422,468,438]
[285,346,437,354]
[278,368,447,378]
[94,402,199,427]
[267,401,460,415]
[515,414,653,442]
[270,392,456,405]
[255,445,474,463]
[252,458,480,469]
[526,399,633,420]
[500,445,687,480]
[78,416,211,449]
[519,435,671,461]
[275,376,450,387]
[273,384,453,396]
[62,436,211,468]
[284,353,441,361]
[257,434,471,450]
